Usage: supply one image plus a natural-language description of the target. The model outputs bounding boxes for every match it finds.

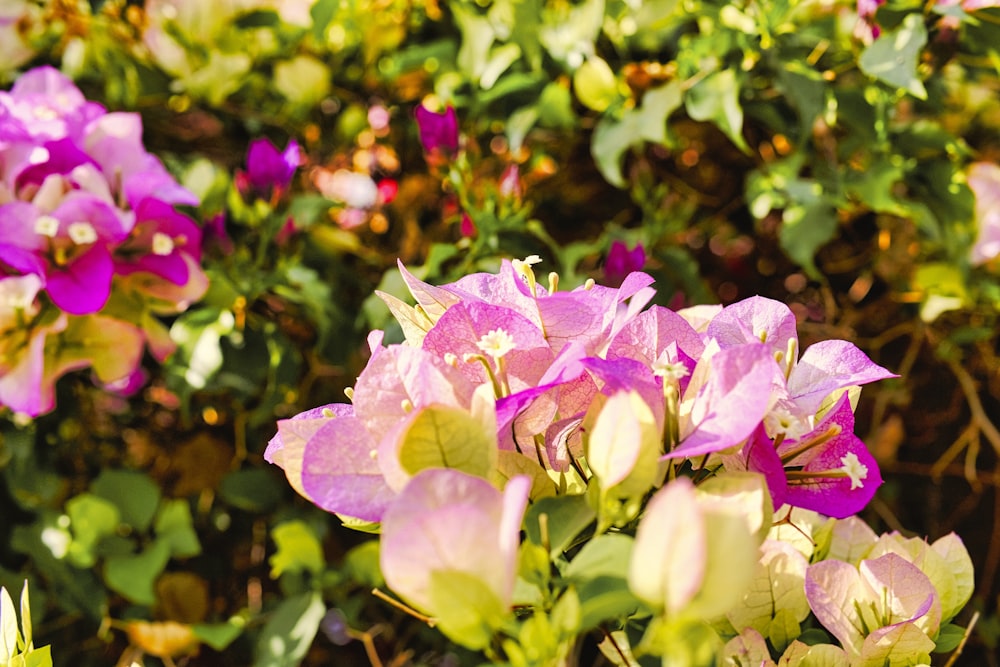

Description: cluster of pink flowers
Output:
[268,257,894,522]
[264,258,933,658]
[0,67,207,416]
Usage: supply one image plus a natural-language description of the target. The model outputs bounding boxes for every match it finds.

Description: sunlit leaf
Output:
[252,592,326,667]
[858,13,927,99]
[592,81,683,187]
[154,500,201,559]
[268,521,324,579]
[686,69,750,153]
[428,570,506,650]
[103,540,172,606]
[91,470,161,533]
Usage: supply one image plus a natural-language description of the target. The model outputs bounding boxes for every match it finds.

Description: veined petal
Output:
[788,340,896,415]
[668,344,778,459]
[706,295,798,354]
[301,414,395,522]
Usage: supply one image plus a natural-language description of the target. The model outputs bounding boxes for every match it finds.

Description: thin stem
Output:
[371,589,436,627]
[942,611,980,667]
[944,356,1000,456]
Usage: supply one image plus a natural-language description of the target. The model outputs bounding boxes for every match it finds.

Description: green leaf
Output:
[686,69,750,152]
[193,620,245,651]
[343,541,384,589]
[573,56,619,112]
[397,405,497,480]
[253,592,326,667]
[550,588,582,637]
[565,534,634,583]
[524,494,595,556]
[218,469,283,513]
[934,623,966,653]
[779,201,839,278]
[65,494,121,569]
[536,82,576,129]
[11,518,108,620]
[103,540,171,606]
[767,608,802,653]
[21,644,53,667]
[91,470,161,533]
[153,500,201,559]
[269,521,325,579]
[287,195,332,229]
[845,158,907,215]
[427,570,505,650]
[858,13,928,99]
[592,80,683,187]
[576,576,644,630]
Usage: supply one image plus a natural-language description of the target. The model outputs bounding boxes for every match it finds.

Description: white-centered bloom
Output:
[151,232,175,256]
[67,221,98,245]
[652,352,690,381]
[34,215,59,237]
[839,452,868,490]
[476,328,516,360]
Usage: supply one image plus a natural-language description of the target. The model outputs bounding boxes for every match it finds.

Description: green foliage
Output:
[2,0,998,663]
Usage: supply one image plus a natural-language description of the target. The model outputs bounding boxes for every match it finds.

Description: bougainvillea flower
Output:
[855,0,886,42]
[707,296,895,420]
[414,103,460,156]
[805,553,941,661]
[0,66,104,142]
[301,409,397,522]
[0,274,66,416]
[629,476,762,619]
[498,164,522,200]
[604,240,645,287]
[379,469,530,648]
[0,66,205,416]
[84,112,199,208]
[967,161,1000,265]
[244,137,299,197]
[666,343,779,459]
[0,196,128,314]
[736,393,882,518]
[114,198,203,285]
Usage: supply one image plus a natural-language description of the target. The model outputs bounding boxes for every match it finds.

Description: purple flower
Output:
[604,241,646,287]
[414,104,459,156]
[113,198,203,285]
[735,393,883,518]
[0,66,207,415]
[244,137,299,198]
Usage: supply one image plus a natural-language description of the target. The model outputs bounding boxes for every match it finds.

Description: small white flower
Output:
[839,452,868,490]
[476,328,516,360]
[652,351,690,381]
[34,214,60,237]
[32,104,58,121]
[67,221,98,245]
[151,232,175,256]
[512,255,542,272]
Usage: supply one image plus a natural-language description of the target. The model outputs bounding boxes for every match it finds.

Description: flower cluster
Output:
[266,259,971,663]
[0,66,207,417]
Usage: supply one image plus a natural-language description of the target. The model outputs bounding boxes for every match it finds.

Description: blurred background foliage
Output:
[2,0,1000,664]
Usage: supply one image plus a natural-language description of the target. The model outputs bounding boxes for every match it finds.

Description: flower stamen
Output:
[67,221,98,245]
[34,215,59,238]
[151,232,175,256]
